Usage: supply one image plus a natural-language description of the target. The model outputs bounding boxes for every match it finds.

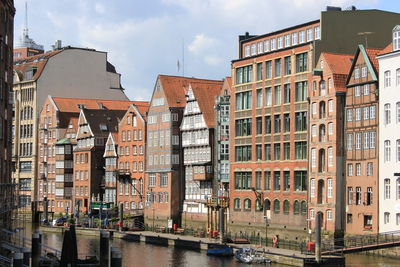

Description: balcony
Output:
[118,169,131,180]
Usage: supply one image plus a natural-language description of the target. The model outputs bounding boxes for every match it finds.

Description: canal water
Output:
[20,223,400,266]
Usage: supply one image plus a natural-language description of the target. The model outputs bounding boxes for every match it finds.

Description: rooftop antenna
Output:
[358,32,373,48]
[24,1,28,36]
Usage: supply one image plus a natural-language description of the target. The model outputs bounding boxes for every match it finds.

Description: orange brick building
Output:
[344,45,381,234]
[116,103,149,214]
[308,52,353,237]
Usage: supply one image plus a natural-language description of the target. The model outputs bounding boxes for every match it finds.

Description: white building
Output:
[377,25,400,232]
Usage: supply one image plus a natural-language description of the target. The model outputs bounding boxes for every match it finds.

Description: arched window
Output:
[317,179,325,204]
[234,198,241,210]
[244,198,251,210]
[384,140,391,162]
[397,178,400,200]
[393,25,400,51]
[301,201,307,215]
[273,199,280,213]
[283,200,290,214]
[318,149,326,172]
[131,201,136,209]
[264,199,271,216]
[320,80,326,96]
[319,101,326,118]
[255,199,262,211]
[319,124,326,142]
[293,200,300,214]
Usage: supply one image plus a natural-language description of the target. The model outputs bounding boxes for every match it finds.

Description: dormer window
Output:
[393,25,400,51]
[77,104,86,109]
[99,124,108,131]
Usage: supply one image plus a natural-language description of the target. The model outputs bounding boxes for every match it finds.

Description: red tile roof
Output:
[365,47,384,72]
[159,75,224,108]
[322,52,353,75]
[52,97,148,113]
[190,80,224,128]
[378,43,393,56]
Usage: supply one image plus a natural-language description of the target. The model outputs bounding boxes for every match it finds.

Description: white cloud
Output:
[95,3,105,14]
[188,34,219,54]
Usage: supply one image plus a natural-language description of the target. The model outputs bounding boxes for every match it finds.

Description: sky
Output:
[13,0,400,101]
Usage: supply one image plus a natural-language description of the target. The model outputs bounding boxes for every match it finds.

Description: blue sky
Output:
[14,0,400,101]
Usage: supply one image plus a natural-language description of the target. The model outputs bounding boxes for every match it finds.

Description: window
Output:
[283,143,290,160]
[299,31,305,43]
[347,133,353,151]
[235,65,253,84]
[295,112,307,131]
[355,132,361,150]
[256,172,262,190]
[311,148,316,168]
[397,213,400,226]
[256,63,263,81]
[274,143,280,160]
[277,36,283,49]
[306,28,313,41]
[364,132,370,150]
[384,140,391,162]
[251,43,256,55]
[397,69,400,86]
[310,208,315,219]
[397,102,400,123]
[363,106,369,120]
[356,163,361,176]
[265,61,272,79]
[257,41,263,54]
[356,187,361,205]
[347,109,353,122]
[328,122,333,135]
[284,56,291,75]
[384,212,390,224]
[234,198,241,210]
[244,45,250,57]
[274,85,281,105]
[271,38,276,50]
[256,144,262,160]
[385,103,391,125]
[234,172,252,190]
[327,178,333,198]
[347,214,353,224]
[348,187,353,205]
[283,171,290,191]
[295,81,307,101]
[296,53,308,73]
[274,171,280,190]
[264,144,271,161]
[264,171,271,190]
[149,174,156,187]
[295,141,306,160]
[294,171,307,191]
[292,32,298,45]
[384,179,391,199]
[274,115,281,133]
[310,179,315,197]
[274,199,280,213]
[328,99,333,113]
[354,68,360,79]
[284,34,290,47]
[274,58,281,77]
[279,113,288,133]
[355,108,361,121]
[235,118,252,136]
[366,162,373,176]
[256,117,262,135]
[264,40,270,52]
[395,27,400,51]
[384,71,391,88]
[364,84,370,96]
[284,84,290,104]
[264,116,271,134]
[328,147,333,167]
[235,91,252,110]
[312,124,317,137]
[370,131,376,149]
[397,140,400,162]
[366,187,373,205]
[283,200,290,213]
[256,89,262,108]
[327,210,332,220]
[361,66,367,78]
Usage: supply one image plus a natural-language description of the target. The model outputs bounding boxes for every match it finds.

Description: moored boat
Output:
[234,247,272,264]
[207,244,234,256]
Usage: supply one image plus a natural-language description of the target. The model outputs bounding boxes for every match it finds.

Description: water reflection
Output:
[21,224,400,267]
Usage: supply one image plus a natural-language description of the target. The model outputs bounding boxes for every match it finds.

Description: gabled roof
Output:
[104,132,118,158]
[51,96,145,113]
[190,81,224,129]
[80,109,126,138]
[158,75,223,108]
[321,52,353,75]
[346,44,383,84]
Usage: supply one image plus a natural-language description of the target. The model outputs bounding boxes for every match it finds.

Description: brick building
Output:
[309,52,353,237]
[73,109,126,214]
[344,45,381,234]
[145,75,223,227]
[229,8,400,236]
[181,80,223,223]
[0,0,15,231]
[116,103,149,214]
[13,47,129,207]
[37,97,137,213]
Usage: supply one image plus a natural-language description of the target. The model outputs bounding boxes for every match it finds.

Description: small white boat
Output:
[234,248,272,264]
